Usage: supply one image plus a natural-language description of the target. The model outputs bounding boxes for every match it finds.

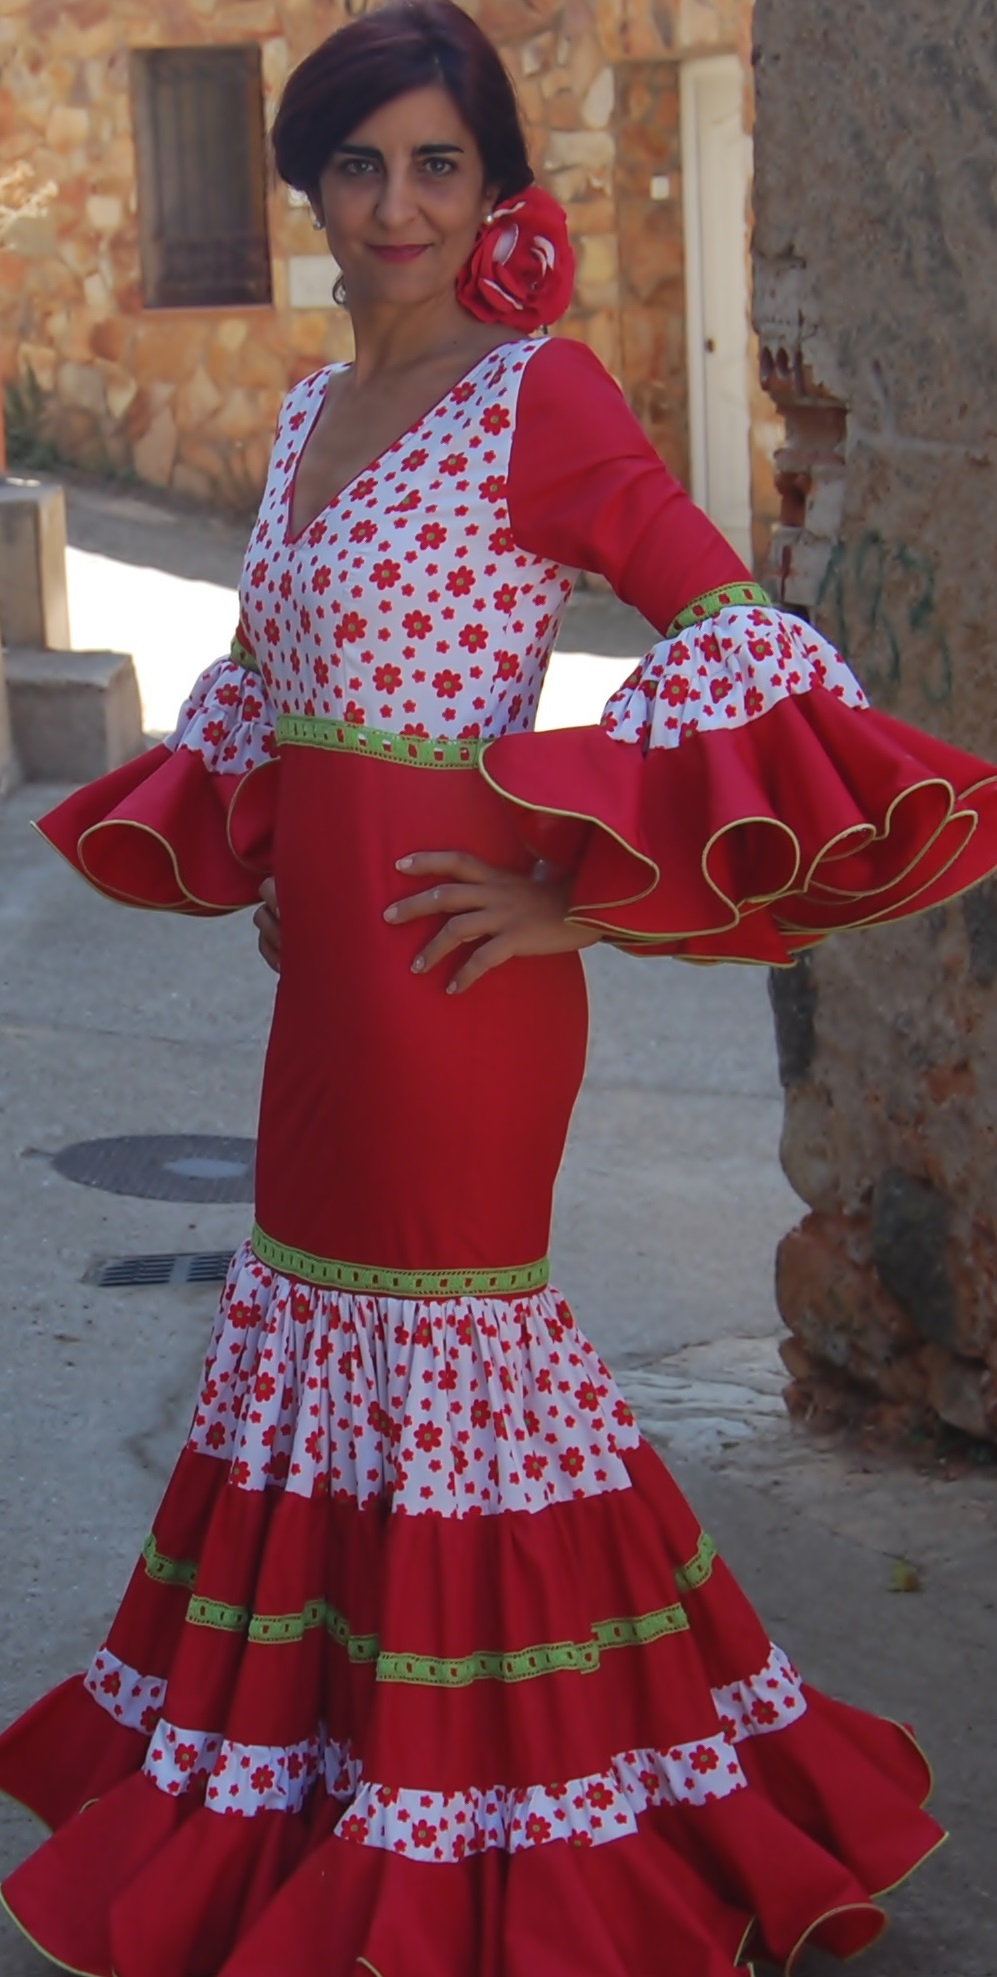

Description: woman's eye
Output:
[421,156,456,176]
[338,157,377,177]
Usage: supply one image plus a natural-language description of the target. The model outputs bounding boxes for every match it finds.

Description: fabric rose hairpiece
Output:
[456,184,575,333]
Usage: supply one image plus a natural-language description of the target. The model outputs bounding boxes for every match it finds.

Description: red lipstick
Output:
[368,244,430,262]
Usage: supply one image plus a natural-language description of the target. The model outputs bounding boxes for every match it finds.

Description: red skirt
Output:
[1,734,943,1976]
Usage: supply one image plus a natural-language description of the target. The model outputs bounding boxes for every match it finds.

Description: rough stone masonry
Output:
[752,0,997,1443]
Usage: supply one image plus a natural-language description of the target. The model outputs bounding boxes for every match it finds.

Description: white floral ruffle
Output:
[84,1646,166,1736]
[187,1241,641,1516]
[167,656,277,776]
[83,1644,805,1845]
[601,605,868,751]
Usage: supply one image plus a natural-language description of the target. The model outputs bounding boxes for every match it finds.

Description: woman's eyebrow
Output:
[333,141,465,159]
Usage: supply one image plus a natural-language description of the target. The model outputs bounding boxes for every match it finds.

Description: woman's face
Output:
[314,83,496,312]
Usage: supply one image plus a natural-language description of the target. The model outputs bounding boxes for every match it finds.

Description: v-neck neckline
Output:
[284,338,526,548]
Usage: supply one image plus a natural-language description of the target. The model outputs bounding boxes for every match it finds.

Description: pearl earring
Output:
[312,214,324,232]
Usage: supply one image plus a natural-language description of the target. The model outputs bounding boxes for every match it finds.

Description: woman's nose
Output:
[376,169,419,230]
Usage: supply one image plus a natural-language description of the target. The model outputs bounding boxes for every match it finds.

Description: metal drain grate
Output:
[51,1135,256,1203]
[87,1251,235,1288]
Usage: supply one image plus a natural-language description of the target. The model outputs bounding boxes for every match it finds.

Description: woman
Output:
[2,4,994,1972]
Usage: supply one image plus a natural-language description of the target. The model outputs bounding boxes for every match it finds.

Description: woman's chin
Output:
[350,257,461,309]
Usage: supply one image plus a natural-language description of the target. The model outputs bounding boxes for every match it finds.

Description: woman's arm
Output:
[506,335,762,632]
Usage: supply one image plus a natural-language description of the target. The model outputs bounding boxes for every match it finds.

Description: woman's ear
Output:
[309,197,325,234]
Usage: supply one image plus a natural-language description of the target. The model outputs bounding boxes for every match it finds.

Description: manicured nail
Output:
[446,980,458,994]
[383,904,398,922]
[396,856,413,870]
[411,955,425,973]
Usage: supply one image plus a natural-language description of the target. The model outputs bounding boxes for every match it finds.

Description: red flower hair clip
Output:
[456,185,575,332]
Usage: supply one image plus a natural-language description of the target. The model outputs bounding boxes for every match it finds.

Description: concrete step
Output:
[5,646,144,782]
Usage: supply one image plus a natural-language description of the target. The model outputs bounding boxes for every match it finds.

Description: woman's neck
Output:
[346,294,506,388]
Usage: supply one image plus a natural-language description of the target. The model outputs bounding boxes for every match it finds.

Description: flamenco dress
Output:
[3,330,997,1977]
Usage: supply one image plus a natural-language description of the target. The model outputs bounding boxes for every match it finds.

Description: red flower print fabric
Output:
[233,341,575,743]
[168,656,277,775]
[600,606,867,752]
[186,1240,640,1516]
[81,1638,806,1849]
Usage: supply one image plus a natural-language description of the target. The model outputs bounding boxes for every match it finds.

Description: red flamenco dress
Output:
[3,332,995,1977]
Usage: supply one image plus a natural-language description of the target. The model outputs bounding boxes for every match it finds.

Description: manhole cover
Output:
[51,1135,256,1203]
[87,1251,236,1288]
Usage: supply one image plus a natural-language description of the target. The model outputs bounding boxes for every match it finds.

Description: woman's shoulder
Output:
[509,333,624,414]
[505,334,641,469]
[275,363,339,437]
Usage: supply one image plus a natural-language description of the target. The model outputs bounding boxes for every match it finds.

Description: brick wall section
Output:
[754,0,997,1446]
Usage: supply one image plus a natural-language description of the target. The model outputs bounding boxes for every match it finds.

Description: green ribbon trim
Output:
[276,716,483,769]
[186,1595,251,1632]
[377,1599,692,1687]
[251,1601,379,1662]
[250,1222,550,1298]
[142,1531,718,1684]
[184,1593,380,1660]
[230,633,260,674]
[666,583,771,638]
[142,1532,197,1590]
[674,1530,718,1591]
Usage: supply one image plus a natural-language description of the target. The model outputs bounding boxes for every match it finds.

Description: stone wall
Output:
[753,0,997,1442]
[0,0,769,530]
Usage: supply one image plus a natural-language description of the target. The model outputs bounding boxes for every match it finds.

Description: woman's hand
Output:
[253,877,282,974]
[384,850,601,995]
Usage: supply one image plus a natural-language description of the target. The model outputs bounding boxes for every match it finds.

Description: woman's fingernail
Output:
[383,904,398,922]
[396,856,413,871]
[446,980,458,995]
[411,955,425,973]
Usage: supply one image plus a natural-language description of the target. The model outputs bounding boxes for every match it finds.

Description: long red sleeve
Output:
[507,336,752,632]
[487,335,997,963]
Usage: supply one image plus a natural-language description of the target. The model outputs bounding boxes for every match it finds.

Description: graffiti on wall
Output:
[815,530,953,705]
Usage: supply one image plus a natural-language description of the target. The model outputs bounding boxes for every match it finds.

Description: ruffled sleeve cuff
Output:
[35,639,278,914]
[481,605,997,964]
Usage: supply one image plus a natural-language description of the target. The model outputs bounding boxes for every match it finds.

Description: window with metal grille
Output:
[131,46,272,309]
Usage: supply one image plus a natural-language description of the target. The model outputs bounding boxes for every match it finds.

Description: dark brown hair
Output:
[272,0,533,202]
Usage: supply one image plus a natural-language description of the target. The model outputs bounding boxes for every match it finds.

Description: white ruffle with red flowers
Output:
[84,1646,166,1736]
[82,1643,806,1845]
[167,655,277,775]
[186,1241,641,1516]
[601,605,868,751]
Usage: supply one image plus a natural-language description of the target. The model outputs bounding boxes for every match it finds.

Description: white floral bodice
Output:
[237,339,574,743]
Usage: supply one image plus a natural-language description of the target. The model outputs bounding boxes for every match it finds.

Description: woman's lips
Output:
[368,244,431,262]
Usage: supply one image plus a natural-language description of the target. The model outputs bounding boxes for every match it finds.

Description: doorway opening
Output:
[681,55,754,566]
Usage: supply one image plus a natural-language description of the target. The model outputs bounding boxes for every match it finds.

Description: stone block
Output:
[6,647,143,782]
[0,646,21,799]
[132,405,178,488]
[56,360,107,416]
[544,129,615,172]
[0,478,71,650]
[85,193,122,232]
[581,65,614,128]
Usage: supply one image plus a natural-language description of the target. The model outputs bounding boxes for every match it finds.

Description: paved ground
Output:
[0,479,994,1973]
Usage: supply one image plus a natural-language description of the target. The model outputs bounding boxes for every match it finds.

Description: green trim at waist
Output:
[230,633,260,674]
[142,1530,718,1685]
[276,716,483,768]
[666,583,771,638]
[250,1222,550,1298]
